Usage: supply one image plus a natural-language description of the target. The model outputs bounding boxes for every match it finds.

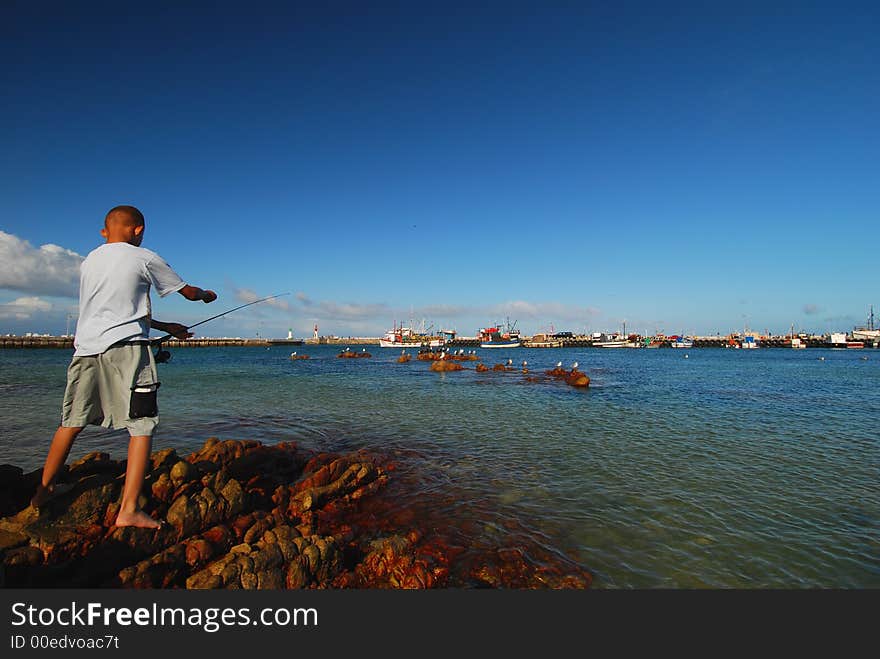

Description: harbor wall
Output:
[3,334,875,350]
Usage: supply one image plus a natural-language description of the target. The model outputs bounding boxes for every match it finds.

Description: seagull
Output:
[556,361,562,368]
[571,361,578,369]
[522,360,527,366]
[507,359,513,365]
[291,352,296,356]
[684,354,689,359]
[818,356,825,361]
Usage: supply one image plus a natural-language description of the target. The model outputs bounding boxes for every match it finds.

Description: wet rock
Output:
[4,545,44,568]
[288,462,382,515]
[429,360,463,372]
[170,461,196,488]
[68,452,116,479]
[352,535,447,589]
[243,515,274,545]
[337,349,371,358]
[166,495,202,538]
[188,529,340,590]
[187,439,262,470]
[565,369,590,388]
[118,543,187,588]
[151,473,174,503]
[0,438,592,590]
[0,529,29,562]
[220,479,245,516]
[150,448,180,471]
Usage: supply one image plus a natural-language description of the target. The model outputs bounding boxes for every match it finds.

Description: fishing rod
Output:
[152,292,290,363]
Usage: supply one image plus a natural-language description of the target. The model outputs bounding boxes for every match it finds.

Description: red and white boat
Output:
[479,320,521,348]
[379,322,445,348]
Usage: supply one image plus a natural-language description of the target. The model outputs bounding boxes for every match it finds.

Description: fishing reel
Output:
[154,347,173,364]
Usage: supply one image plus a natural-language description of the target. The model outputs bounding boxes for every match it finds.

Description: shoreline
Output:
[0,438,592,589]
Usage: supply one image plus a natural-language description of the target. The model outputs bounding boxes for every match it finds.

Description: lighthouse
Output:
[287,328,293,340]
[313,324,319,340]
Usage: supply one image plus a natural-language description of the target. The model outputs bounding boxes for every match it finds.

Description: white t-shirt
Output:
[73,242,186,356]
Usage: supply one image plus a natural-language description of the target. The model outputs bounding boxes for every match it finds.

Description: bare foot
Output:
[30,485,51,509]
[114,509,162,529]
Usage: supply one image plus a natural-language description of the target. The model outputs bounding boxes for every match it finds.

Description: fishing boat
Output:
[852,306,879,342]
[379,321,445,348]
[591,332,628,348]
[479,319,521,348]
[787,325,806,349]
[740,334,758,349]
[669,335,694,349]
[825,332,863,349]
[524,333,563,348]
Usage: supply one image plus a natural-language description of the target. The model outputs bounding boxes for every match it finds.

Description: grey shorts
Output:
[61,342,160,436]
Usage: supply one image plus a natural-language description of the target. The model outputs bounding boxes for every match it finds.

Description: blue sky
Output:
[1,1,877,338]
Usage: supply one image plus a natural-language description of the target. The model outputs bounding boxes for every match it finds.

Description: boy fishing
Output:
[30,205,217,528]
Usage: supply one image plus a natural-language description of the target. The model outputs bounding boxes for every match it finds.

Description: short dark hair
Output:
[105,205,144,228]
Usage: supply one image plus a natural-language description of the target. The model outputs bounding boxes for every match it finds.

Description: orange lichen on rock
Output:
[338,349,371,358]
[565,369,590,387]
[429,360,464,372]
[0,437,592,590]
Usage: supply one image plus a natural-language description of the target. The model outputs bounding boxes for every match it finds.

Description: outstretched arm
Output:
[178,285,217,303]
[151,287,216,340]
[150,319,193,340]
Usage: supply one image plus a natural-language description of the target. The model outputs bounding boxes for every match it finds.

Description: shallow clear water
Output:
[1,345,877,588]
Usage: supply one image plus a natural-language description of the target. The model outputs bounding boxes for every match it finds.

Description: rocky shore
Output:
[0,438,592,589]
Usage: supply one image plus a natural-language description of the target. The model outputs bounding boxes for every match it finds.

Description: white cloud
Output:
[224,285,603,336]
[0,296,53,320]
[0,231,83,297]
[309,300,390,321]
[233,287,291,311]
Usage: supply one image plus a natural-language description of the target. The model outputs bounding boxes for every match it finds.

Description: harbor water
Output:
[1,345,877,588]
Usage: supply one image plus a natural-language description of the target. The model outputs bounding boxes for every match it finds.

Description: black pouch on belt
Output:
[130,382,160,418]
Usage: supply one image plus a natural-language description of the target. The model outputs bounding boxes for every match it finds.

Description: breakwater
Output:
[450,335,876,348]
[4,334,876,350]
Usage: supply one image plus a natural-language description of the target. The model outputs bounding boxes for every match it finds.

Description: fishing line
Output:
[152,292,290,363]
